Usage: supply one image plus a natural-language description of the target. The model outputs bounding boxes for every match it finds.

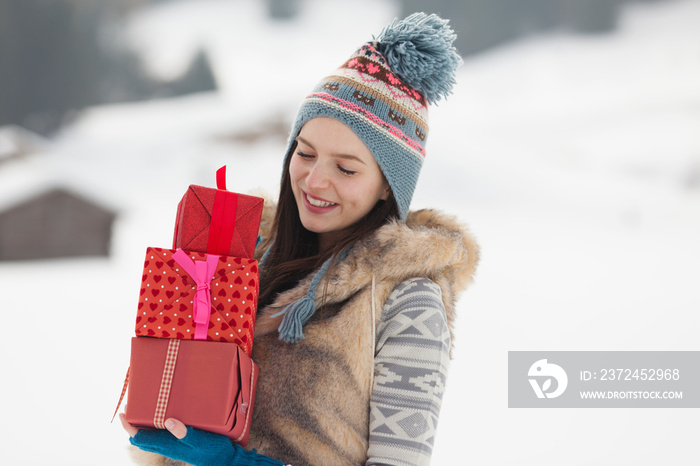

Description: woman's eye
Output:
[297,151,314,159]
[338,165,356,176]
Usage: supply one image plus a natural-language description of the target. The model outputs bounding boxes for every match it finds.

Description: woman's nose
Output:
[305,161,330,189]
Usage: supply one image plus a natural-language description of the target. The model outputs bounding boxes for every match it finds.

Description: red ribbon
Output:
[216,165,227,190]
[207,166,238,255]
[172,249,220,340]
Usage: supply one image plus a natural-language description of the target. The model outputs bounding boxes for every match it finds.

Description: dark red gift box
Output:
[125,337,258,446]
[173,166,264,259]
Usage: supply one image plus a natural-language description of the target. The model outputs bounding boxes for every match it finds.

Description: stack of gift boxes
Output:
[117,166,264,447]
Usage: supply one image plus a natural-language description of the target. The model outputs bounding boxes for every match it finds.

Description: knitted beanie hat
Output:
[270,12,461,343]
[282,12,462,220]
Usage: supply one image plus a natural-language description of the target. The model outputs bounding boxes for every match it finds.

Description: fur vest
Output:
[247,205,478,465]
[129,205,478,466]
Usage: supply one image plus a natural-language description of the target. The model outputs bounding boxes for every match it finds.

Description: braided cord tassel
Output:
[272,247,351,343]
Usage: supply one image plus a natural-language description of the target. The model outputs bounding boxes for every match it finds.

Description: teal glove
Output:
[130,426,283,466]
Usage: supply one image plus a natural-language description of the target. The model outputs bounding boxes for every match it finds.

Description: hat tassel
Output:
[274,294,316,343]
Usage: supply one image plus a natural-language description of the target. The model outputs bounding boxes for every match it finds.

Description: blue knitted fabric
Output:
[130,426,283,466]
[282,12,461,220]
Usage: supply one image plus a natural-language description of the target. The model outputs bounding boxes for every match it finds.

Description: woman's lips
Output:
[302,191,339,214]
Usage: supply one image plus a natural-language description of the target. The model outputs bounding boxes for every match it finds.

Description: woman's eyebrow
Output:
[295,135,315,149]
[334,153,366,165]
[295,136,367,165]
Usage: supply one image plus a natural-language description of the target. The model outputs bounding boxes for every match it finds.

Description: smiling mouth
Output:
[305,192,337,208]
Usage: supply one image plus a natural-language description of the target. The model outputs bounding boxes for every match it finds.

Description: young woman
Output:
[122,12,479,466]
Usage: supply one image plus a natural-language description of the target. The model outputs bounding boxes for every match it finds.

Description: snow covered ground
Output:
[1,0,699,464]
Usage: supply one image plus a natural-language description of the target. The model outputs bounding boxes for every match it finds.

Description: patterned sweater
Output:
[368,277,450,465]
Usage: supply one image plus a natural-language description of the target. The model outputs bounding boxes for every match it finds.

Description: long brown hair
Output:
[258,141,400,308]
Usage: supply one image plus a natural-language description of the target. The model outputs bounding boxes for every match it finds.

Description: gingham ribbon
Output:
[111,367,130,423]
[153,339,181,429]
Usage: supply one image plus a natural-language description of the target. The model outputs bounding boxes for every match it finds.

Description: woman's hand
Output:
[119,412,138,437]
[119,412,284,466]
[119,412,187,439]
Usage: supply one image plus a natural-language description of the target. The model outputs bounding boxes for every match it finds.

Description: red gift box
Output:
[125,337,258,446]
[173,166,264,259]
[135,247,258,355]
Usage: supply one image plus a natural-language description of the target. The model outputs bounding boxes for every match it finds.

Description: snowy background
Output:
[1,0,699,464]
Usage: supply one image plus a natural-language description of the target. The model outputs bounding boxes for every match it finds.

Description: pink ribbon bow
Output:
[172,249,220,340]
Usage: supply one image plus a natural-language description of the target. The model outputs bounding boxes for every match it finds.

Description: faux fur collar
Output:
[254,197,479,337]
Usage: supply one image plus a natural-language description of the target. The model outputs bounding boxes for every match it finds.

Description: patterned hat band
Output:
[323,41,430,153]
[304,85,427,161]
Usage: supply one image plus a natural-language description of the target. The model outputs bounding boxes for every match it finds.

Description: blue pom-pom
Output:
[376,12,462,104]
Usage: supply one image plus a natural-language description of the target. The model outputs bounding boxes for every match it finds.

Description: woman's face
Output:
[289,117,389,250]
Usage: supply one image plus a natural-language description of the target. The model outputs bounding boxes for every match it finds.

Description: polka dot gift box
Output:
[135,246,259,356]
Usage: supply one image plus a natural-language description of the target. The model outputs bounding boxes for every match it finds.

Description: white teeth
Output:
[306,193,336,207]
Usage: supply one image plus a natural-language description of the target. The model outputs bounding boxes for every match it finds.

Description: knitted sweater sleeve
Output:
[366,277,451,466]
